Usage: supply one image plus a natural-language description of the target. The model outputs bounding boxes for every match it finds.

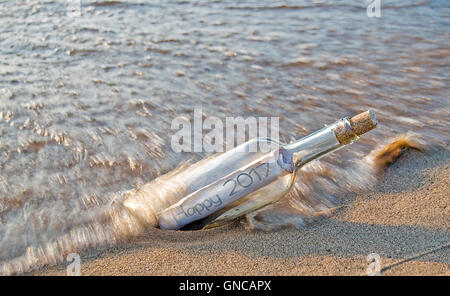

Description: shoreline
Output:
[33,148,449,276]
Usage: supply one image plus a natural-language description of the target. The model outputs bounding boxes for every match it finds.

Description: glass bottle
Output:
[156,111,377,230]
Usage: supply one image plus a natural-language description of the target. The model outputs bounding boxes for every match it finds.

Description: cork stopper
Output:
[334,110,377,144]
[350,110,377,136]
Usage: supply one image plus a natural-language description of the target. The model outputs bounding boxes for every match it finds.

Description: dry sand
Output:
[34,148,449,276]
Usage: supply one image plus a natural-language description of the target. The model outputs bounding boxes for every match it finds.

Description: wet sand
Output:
[34,148,449,276]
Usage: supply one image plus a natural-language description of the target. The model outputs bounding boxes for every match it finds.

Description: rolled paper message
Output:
[158,151,286,230]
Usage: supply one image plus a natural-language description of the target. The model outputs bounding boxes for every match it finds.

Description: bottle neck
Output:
[282,118,357,169]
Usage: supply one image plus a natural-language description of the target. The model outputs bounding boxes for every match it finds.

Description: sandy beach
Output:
[33,148,449,276]
[1,1,448,277]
